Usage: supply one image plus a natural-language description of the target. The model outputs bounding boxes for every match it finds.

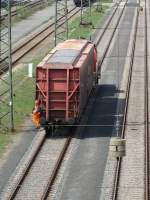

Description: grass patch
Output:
[0,134,11,156]
[68,5,109,39]
[13,58,42,129]
[0,57,42,133]
[16,6,32,19]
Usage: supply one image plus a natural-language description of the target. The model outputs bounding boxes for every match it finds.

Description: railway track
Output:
[111,1,150,199]
[3,133,72,200]
[112,7,139,200]
[1,1,129,199]
[144,0,150,199]
[95,0,127,73]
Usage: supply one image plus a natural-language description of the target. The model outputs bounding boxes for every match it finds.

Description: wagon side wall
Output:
[79,46,94,117]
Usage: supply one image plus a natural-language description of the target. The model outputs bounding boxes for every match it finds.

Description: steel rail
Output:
[112,8,139,200]
[41,137,72,200]
[144,0,149,198]
[6,135,72,200]
[7,134,46,200]
[96,0,127,73]
[95,0,122,46]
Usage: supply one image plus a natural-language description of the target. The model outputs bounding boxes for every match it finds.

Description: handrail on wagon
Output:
[36,83,46,99]
[68,83,79,100]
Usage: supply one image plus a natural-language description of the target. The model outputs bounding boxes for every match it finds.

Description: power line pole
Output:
[80,0,92,26]
[54,0,68,46]
[0,0,14,132]
[96,0,103,12]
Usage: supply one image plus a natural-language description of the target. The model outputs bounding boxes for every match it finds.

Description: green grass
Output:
[68,5,109,39]
[0,57,42,133]
[12,58,42,129]
[0,134,11,156]
[16,6,32,19]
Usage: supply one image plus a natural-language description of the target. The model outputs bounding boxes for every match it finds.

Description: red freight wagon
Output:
[35,39,97,125]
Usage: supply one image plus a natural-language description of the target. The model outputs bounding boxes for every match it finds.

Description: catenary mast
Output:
[0,0,14,131]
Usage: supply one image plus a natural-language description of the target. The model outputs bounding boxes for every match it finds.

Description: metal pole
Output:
[80,0,83,24]
[8,0,14,131]
[54,0,68,45]
[54,0,57,46]
[65,0,68,39]
[89,0,91,17]
[80,0,92,25]
[96,0,102,12]
[89,0,92,25]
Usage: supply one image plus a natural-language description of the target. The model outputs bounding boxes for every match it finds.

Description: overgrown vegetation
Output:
[0,134,11,156]
[16,6,31,19]
[68,5,109,39]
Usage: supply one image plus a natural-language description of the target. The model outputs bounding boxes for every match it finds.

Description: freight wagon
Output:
[34,39,97,130]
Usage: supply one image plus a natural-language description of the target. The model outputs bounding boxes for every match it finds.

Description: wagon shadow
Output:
[46,84,126,139]
[74,84,125,139]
